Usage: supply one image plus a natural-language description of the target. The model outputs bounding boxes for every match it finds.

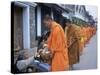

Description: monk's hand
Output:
[35,52,40,58]
[43,44,48,48]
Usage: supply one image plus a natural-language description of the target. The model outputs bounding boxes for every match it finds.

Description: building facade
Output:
[12,2,96,51]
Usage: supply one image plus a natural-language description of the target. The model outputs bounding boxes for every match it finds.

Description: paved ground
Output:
[73,34,97,70]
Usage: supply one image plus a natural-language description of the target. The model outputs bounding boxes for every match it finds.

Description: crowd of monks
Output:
[45,22,97,71]
[64,23,97,68]
[39,15,97,71]
[78,25,96,55]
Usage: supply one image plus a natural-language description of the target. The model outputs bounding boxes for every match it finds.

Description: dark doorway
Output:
[14,5,23,50]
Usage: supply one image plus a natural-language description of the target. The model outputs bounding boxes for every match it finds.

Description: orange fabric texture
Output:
[47,21,69,71]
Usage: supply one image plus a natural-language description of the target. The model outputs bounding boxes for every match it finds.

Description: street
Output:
[73,34,97,70]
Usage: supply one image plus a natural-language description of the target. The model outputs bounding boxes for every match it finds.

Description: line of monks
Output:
[78,25,96,55]
[64,23,97,68]
[42,15,97,71]
[46,22,97,71]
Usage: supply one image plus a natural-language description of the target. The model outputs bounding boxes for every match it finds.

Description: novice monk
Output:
[43,15,69,71]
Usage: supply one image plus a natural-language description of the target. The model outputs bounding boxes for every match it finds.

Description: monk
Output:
[84,25,88,45]
[86,26,91,44]
[81,26,86,47]
[64,21,81,69]
[78,25,85,55]
[43,15,69,71]
[67,24,80,67]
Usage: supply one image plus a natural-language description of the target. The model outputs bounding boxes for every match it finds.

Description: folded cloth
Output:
[17,56,34,71]
[38,63,50,71]
[30,60,50,72]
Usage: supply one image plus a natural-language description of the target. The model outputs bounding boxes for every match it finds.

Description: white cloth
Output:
[17,56,34,71]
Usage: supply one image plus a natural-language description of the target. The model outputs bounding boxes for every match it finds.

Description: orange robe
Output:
[79,27,84,55]
[47,21,69,71]
[82,27,85,46]
[86,27,90,44]
[84,27,88,44]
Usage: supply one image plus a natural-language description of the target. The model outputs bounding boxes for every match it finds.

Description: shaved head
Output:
[43,14,52,28]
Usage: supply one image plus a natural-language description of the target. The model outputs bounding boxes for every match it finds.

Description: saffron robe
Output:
[47,21,69,71]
